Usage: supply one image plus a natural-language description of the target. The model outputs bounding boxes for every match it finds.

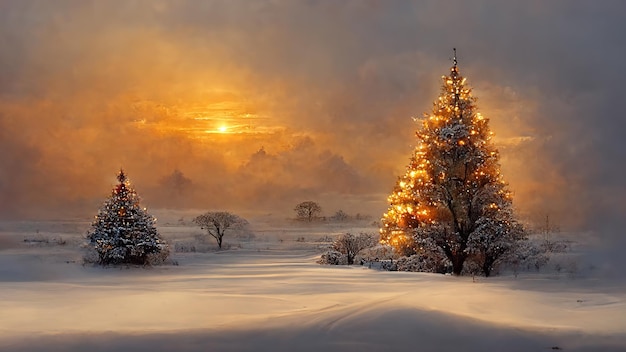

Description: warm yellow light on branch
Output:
[379,49,520,276]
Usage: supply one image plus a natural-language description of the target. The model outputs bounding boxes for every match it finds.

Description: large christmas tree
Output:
[87,169,168,265]
[380,50,524,276]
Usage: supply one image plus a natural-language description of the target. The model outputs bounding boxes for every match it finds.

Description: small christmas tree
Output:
[87,169,168,265]
[380,49,524,276]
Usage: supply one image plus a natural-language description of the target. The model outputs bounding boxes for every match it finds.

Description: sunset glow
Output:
[0,1,620,231]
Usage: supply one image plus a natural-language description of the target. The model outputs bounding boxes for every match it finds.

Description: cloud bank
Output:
[0,1,624,233]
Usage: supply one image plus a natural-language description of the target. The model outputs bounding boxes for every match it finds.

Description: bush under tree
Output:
[319,233,377,265]
[86,170,168,265]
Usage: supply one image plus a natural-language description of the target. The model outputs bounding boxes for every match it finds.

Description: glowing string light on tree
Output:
[379,49,524,276]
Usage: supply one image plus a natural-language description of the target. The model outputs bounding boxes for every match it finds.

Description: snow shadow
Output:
[2,307,624,352]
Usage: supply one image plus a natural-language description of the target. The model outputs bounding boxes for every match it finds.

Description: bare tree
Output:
[333,233,377,265]
[193,212,248,249]
[294,201,322,222]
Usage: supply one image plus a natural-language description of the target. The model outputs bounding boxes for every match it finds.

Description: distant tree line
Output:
[293,201,372,223]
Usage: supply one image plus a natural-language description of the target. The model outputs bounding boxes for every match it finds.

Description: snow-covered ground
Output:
[0,212,625,352]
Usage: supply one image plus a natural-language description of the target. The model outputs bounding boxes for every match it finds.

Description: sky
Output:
[0,0,624,234]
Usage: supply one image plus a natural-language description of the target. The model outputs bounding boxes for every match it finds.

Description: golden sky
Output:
[0,1,624,231]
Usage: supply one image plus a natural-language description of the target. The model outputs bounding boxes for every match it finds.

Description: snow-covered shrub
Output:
[465,216,526,276]
[378,236,452,274]
[332,233,377,265]
[396,254,452,273]
[464,235,569,276]
[356,244,397,264]
[318,250,347,265]
[146,242,171,265]
[380,259,397,271]
[319,233,378,265]
[502,238,550,274]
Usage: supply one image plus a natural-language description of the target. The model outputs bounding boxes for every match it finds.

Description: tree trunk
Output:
[482,257,494,277]
[451,252,467,275]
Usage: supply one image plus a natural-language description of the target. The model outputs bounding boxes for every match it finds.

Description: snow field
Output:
[0,215,624,351]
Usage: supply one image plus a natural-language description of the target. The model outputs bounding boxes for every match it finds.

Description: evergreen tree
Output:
[380,50,524,276]
[87,169,168,265]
